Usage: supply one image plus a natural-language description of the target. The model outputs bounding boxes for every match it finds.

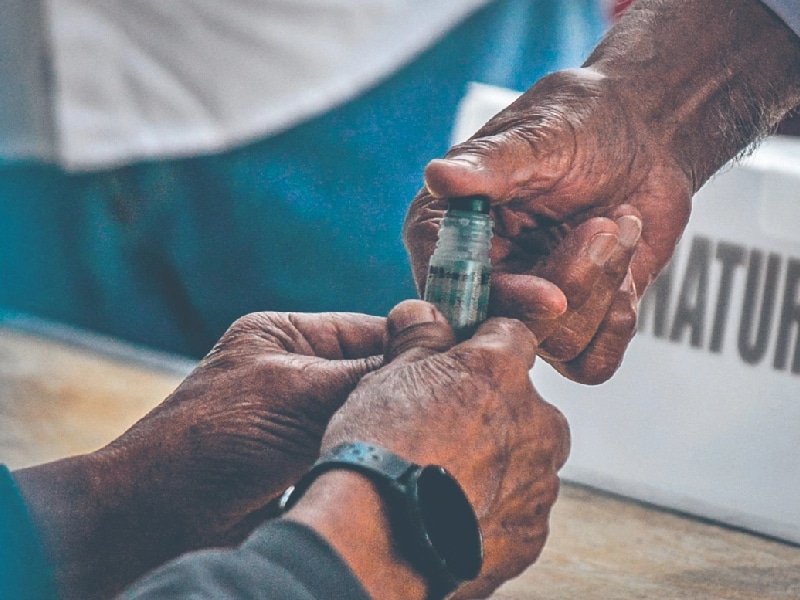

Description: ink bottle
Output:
[423,196,493,340]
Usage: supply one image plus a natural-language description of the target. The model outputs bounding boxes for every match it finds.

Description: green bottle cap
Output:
[448,195,490,214]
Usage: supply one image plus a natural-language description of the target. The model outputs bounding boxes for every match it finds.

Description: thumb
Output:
[298,355,384,418]
[424,154,497,200]
[384,300,457,365]
[424,129,537,202]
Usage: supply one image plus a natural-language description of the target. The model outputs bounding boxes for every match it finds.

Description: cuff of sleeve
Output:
[0,465,59,600]
[246,519,374,600]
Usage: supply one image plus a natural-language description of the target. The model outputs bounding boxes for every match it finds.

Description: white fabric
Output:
[0,0,55,160]
[43,0,493,171]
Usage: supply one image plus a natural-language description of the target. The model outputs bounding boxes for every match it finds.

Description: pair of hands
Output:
[18,301,567,600]
[24,55,695,600]
[19,54,683,600]
[26,3,800,596]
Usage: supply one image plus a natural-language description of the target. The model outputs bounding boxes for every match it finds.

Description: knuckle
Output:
[466,318,538,371]
[540,326,584,362]
[555,352,619,385]
[549,407,572,469]
[607,303,638,334]
[493,316,539,349]
[228,312,260,333]
[533,401,571,469]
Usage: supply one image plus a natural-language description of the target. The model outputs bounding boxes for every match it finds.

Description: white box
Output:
[454,83,800,544]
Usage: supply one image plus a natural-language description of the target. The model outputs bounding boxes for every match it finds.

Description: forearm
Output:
[13,453,189,600]
[586,0,800,191]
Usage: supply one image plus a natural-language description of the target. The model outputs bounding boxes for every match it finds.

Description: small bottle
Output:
[423,196,493,340]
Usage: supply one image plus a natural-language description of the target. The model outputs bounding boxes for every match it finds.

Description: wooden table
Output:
[2,318,799,599]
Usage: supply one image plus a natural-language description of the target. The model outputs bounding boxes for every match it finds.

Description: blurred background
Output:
[0,0,611,359]
[1,0,799,556]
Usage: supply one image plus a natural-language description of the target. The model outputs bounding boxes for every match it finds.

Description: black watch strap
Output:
[279,442,417,510]
[280,442,483,599]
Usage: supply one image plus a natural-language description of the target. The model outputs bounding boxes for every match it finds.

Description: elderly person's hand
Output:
[407,189,641,384]
[288,300,570,600]
[14,311,385,600]
[405,0,800,385]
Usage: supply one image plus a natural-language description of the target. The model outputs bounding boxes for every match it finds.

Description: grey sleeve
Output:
[760,0,800,37]
[117,520,373,600]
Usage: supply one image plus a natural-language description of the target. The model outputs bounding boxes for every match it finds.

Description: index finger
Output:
[282,312,387,360]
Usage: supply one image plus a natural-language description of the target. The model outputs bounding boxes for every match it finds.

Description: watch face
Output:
[415,466,483,581]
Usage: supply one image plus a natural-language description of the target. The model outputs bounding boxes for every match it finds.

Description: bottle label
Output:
[424,261,491,339]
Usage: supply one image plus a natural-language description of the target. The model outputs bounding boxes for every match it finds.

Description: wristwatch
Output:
[280,441,483,599]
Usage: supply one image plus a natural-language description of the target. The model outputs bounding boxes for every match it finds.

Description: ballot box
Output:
[453,83,800,544]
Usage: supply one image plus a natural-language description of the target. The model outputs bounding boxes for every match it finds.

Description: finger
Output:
[403,190,447,294]
[489,214,634,340]
[424,154,501,200]
[457,317,539,372]
[489,272,568,322]
[284,312,387,360]
[423,133,552,204]
[626,163,693,294]
[537,217,621,308]
[548,275,638,385]
[384,300,456,365]
[537,215,641,361]
[299,355,386,419]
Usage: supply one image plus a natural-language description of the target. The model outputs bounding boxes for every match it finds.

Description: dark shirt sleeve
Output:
[117,519,373,600]
[0,466,59,600]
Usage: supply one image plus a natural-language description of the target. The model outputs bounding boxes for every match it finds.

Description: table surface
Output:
[2,324,799,599]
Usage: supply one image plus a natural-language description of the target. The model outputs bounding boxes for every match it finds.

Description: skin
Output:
[11,2,800,598]
[14,311,386,600]
[15,301,568,600]
[14,303,568,600]
[404,0,800,385]
[289,300,570,600]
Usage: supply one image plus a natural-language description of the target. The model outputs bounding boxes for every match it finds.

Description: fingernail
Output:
[524,301,566,321]
[617,215,642,248]
[587,233,618,265]
[388,300,441,336]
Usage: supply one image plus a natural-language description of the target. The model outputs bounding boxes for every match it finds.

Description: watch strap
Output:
[279,442,482,599]
[279,442,416,511]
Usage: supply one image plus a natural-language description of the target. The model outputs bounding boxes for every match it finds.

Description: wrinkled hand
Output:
[15,311,387,600]
[322,300,570,598]
[101,311,385,549]
[405,68,692,383]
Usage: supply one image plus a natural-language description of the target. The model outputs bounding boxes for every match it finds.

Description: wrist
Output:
[284,470,429,600]
[585,0,800,191]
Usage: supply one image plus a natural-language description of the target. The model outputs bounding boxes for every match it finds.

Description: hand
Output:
[110,310,386,542]
[318,300,570,599]
[15,310,385,600]
[405,69,689,383]
[406,0,800,385]
[409,68,685,297]
[405,89,655,384]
